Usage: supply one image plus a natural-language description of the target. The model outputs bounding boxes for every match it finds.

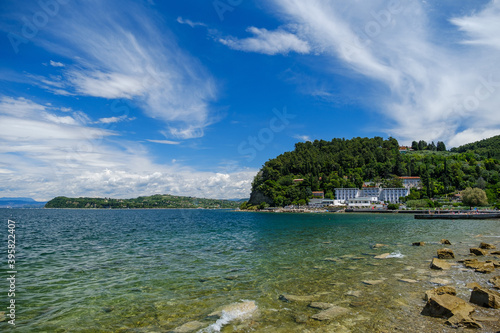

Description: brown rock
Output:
[440,239,452,245]
[466,282,482,289]
[372,243,388,248]
[489,276,500,289]
[437,248,455,259]
[445,313,482,329]
[430,258,451,270]
[413,241,425,246]
[491,250,500,255]
[480,242,496,249]
[421,294,474,319]
[475,262,495,274]
[311,306,349,321]
[424,286,456,301]
[470,287,500,308]
[470,248,487,256]
[489,260,500,268]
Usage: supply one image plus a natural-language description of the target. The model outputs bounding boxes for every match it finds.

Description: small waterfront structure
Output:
[312,191,325,199]
[347,196,379,207]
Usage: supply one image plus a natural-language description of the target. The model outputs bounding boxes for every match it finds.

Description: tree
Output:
[437,141,446,151]
[411,141,418,151]
[461,187,488,209]
[418,140,427,151]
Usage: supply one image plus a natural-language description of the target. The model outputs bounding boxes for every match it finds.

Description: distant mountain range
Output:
[0,197,47,208]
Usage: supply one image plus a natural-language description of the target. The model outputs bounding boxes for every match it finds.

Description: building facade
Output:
[335,187,409,204]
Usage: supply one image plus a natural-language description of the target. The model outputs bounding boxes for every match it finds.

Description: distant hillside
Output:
[45,194,241,209]
[450,135,500,159]
[247,136,500,207]
[0,197,47,208]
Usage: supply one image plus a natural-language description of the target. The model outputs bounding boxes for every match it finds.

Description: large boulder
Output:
[470,248,487,256]
[437,248,455,259]
[424,286,456,301]
[480,242,496,249]
[421,294,474,319]
[445,313,482,329]
[311,306,349,321]
[489,276,500,289]
[430,258,451,270]
[470,287,500,308]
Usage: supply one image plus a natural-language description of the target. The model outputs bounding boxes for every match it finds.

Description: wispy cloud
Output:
[146,139,181,145]
[25,0,217,139]
[49,60,65,67]
[271,0,500,146]
[218,27,311,55]
[177,16,206,28]
[96,115,132,124]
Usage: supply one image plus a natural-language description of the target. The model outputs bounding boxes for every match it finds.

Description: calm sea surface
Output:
[0,209,499,332]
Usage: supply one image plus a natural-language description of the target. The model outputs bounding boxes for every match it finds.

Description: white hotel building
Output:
[335,187,410,204]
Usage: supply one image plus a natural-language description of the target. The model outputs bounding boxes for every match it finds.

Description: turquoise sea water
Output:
[0,209,499,332]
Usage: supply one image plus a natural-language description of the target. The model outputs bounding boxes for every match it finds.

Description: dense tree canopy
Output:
[248,136,500,207]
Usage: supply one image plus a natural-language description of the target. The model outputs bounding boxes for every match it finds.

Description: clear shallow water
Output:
[0,209,499,332]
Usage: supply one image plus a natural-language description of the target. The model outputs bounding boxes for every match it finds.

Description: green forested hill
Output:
[451,135,500,159]
[45,194,241,209]
[248,136,500,207]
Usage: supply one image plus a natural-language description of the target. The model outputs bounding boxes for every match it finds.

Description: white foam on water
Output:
[199,300,257,333]
[387,251,405,258]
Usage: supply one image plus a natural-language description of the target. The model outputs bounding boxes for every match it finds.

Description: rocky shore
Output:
[164,237,500,333]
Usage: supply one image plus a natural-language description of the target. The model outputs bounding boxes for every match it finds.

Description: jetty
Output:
[415,212,500,220]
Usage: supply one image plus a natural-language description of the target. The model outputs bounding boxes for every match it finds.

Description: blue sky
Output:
[1,0,500,200]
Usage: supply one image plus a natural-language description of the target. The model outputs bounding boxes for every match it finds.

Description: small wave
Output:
[199,300,257,333]
[387,251,405,258]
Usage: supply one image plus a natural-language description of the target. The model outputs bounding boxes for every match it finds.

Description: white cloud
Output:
[293,134,311,142]
[30,0,217,139]
[0,96,255,201]
[219,27,311,55]
[49,60,65,67]
[146,139,181,145]
[271,0,500,147]
[177,16,206,28]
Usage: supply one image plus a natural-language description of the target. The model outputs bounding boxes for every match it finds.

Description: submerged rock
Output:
[440,239,452,245]
[279,294,316,303]
[372,243,388,249]
[430,258,451,270]
[345,290,361,297]
[169,321,205,333]
[294,313,309,323]
[374,253,391,259]
[311,306,349,321]
[480,242,496,249]
[309,302,335,310]
[470,287,500,308]
[398,278,418,283]
[362,279,384,285]
[470,248,487,256]
[437,248,455,259]
[412,242,425,246]
[429,278,450,286]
